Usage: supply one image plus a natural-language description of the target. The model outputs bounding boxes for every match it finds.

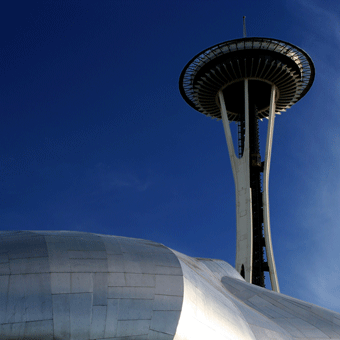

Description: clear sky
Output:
[1,0,340,312]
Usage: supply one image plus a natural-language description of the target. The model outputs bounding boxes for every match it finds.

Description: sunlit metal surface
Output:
[0,231,183,339]
[1,230,340,339]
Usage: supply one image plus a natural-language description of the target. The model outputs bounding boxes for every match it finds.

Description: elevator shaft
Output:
[238,105,268,287]
[249,106,267,287]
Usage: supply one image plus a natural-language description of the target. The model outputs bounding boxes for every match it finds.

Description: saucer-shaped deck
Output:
[179,37,315,120]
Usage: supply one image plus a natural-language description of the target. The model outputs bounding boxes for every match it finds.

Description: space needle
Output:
[179,27,315,291]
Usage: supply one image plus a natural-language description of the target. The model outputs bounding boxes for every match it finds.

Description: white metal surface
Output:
[263,85,280,292]
[0,231,183,339]
[219,84,253,284]
[1,230,340,339]
[219,81,280,292]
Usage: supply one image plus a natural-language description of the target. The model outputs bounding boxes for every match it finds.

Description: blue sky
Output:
[1,0,340,312]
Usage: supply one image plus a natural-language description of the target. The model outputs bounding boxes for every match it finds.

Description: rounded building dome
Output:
[1,231,339,339]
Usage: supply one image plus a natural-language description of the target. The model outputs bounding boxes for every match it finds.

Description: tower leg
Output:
[263,85,280,292]
[219,82,280,291]
[219,80,253,284]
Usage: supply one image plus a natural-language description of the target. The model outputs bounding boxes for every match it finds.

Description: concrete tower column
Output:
[219,81,253,284]
[179,37,315,291]
[263,85,280,292]
[219,82,279,292]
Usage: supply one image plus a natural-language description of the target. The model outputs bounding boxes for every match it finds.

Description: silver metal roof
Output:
[1,231,340,339]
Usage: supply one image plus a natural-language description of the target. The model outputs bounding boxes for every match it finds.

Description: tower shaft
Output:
[249,105,266,287]
[219,81,279,292]
[179,36,315,292]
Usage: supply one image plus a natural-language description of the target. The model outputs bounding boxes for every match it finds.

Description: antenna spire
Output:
[243,16,247,38]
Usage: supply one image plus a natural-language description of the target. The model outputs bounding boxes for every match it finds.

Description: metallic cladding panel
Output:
[52,294,71,339]
[0,231,183,339]
[24,273,53,321]
[1,231,340,339]
[104,298,119,337]
[89,305,106,338]
[173,251,257,340]
[69,292,93,338]
[221,275,340,339]
[173,252,340,340]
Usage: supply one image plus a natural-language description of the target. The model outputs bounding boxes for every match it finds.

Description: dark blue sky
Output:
[1,0,340,311]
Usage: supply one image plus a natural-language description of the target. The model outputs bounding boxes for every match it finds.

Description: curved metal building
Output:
[179,37,315,291]
[1,230,340,340]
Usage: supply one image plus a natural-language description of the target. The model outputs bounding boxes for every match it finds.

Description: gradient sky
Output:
[1,0,340,312]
